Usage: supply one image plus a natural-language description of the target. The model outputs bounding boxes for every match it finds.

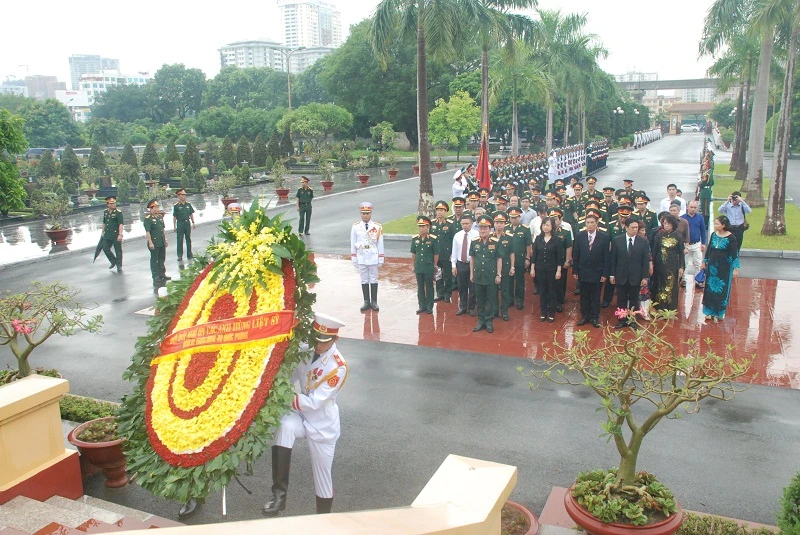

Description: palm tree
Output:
[488,41,553,155]
[372,0,487,216]
[561,39,607,145]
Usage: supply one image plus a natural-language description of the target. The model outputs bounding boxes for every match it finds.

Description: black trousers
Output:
[603,279,615,303]
[455,261,476,311]
[579,281,602,321]
[538,269,557,317]
[557,265,568,304]
[731,224,745,253]
[616,283,641,322]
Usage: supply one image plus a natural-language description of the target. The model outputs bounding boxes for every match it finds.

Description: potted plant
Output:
[81,167,101,198]
[720,127,734,149]
[319,160,335,192]
[520,309,754,535]
[272,160,290,200]
[412,162,420,175]
[33,195,73,244]
[211,173,241,208]
[502,501,539,535]
[434,147,446,170]
[67,416,128,488]
[353,156,370,185]
[0,281,103,378]
[384,151,399,180]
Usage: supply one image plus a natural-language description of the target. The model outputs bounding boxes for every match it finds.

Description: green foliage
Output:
[428,90,481,157]
[710,99,736,129]
[571,469,677,526]
[0,108,29,156]
[151,63,207,120]
[158,123,180,145]
[141,141,161,166]
[236,135,252,166]
[182,137,202,172]
[280,129,294,157]
[677,512,777,535]
[220,136,236,168]
[267,131,282,161]
[59,145,82,193]
[203,66,289,110]
[165,141,181,163]
[195,106,236,138]
[116,178,131,205]
[449,70,482,101]
[271,160,287,188]
[0,367,60,385]
[19,99,83,148]
[117,202,318,502]
[0,94,29,115]
[211,173,240,198]
[88,144,107,171]
[193,170,206,193]
[0,161,27,216]
[37,150,57,178]
[276,102,354,150]
[720,127,735,144]
[91,85,153,123]
[32,195,72,229]
[120,143,139,168]
[0,109,30,216]
[778,472,800,535]
[369,121,396,151]
[76,418,119,443]
[252,134,268,166]
[240,163,252,183]
[135,178,148,201]
[60,394,119,423]
[86,118,124,146]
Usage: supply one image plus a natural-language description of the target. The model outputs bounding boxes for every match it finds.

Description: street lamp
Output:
[281,46,306,110]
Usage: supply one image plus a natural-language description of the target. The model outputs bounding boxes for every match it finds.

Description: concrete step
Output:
[73,498,150,523]
[0,497,91,533]
[33,523,83,535]
[44,497,122,525]
[75,519,127,534]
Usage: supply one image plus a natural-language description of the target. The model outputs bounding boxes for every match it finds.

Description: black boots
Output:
[178,498,202,519]
[316,496,333,514]
[262,446,292,517]
[360,284,371,312]
[370,283,379,311]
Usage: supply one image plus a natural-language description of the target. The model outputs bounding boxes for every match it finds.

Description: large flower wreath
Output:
[118,200,318,503]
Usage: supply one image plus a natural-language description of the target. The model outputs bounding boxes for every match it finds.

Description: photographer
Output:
[718,191,751,253]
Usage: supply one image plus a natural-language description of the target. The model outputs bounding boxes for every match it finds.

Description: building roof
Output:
[668,102,715,113]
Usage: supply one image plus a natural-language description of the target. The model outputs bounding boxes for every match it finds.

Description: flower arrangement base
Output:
[357,174,370,185]
[221,198,239,209]
[45,228,71,245]
[387,170,399,180]
[564,484,683,535]
[275,188,290,201]
[321,180,334,192]
[434,162,444,170]
[67,417,128,488]
[503,500,539,535]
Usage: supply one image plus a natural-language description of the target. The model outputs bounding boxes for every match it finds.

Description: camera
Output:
[732,195,739,201]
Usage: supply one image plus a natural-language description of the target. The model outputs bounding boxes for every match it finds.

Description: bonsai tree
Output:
[81,167,101,191]
[0,281,103,377]
[211,173,240,198]
[318,161,334,183]
[32,196,72,230]
[519,309,753,525]
[142,164,163,182]
[271,160,288,189]
[383,150,399,171]
[351,156,369,176]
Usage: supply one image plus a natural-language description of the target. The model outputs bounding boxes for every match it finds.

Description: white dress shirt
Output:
[451,228,479,268]
[659,196,687,216]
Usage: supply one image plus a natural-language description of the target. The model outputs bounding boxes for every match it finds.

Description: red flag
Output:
[475,126,491,191]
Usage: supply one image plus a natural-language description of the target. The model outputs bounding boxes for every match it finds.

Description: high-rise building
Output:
[613,71,658,83]
[277,0,342,49]
[78,71,151,105]
[219,40,288,71]
[68,54,120,90]
[24,75,66,100]
[0,80,29,97]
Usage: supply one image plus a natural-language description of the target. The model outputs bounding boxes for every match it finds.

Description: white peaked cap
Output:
[313,312,345,341]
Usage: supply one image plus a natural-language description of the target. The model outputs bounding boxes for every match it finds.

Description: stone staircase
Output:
[0,495,182,534]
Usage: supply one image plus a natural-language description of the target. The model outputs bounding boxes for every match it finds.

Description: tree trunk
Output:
[736,68,754,181]
[762,22,797,236]
[17,357,31,378]
[546,103,553,154]
[743,34,772,208]
[511,82,519,157]
[730,83,744,172]
[616,429,645,486]
[416,14,434,217]
[481,43,490,139]
[563,94,571,146]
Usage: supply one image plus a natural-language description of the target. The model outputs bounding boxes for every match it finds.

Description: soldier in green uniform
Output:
[470,215,502,333]
[448,197,467,293]
[410,216,439,314]
[296,176,314,235]
[507,207,532,310]
[172,189,196,262]
[143,199,169,285]
[491,212,515,321]
[101,196,124,272]
[601,187,618,225]
[607,205,632,241]
[549,208,573,310]
[431,201,455,302]
[634,195,659,236]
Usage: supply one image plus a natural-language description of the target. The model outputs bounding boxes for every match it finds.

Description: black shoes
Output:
[469,309,477,317]
[502,312,509,321]
[556,305,563,313]
[108,262,116,270]
[516,304,524,310]
[263,446,292,517]
[573,289,581,295]
[416,309,425,314]
[614,322,629,329]
[434,296,444,302]
[178,498,202,519]
[456,308,467,316]
[540,316,546,322]
[316,496,333,514]
[360,284,371,312]
[426,309,433,314]
[548,317,555,323]
[592,320,601,328]
[576,318,589,326]
[473,324,485,332]
[116,266,122,273]
[486,323,494,333]
[304,232,310,235]
[600,301,610,308]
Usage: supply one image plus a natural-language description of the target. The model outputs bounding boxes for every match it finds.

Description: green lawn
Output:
[351,149,479,159]
[735,204,800,250]
[712,163,770,198]
[382,214,422,235]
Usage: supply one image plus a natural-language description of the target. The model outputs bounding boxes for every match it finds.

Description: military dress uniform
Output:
[430,201,455,302]
[470,216,501,333]
[172,198,195,261]
[296,180,314,235]
[507,210,532,309]
[143,210,167,283]
[410,216,439,314]
[351,202,384,312]
[101,201,124,271]
[492,213,515,321]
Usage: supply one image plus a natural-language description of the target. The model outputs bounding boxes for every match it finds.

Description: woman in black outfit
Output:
[530,217,565,322]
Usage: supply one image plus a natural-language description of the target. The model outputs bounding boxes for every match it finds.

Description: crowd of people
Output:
[633,128,662,149]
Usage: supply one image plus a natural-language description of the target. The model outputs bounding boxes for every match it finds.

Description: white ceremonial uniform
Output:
[274,344,348,498]
[351,219,384,284]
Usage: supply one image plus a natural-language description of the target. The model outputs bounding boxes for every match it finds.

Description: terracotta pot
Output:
[435,161,444,170]
[67,417,128,488]
[221,197,239,209]
[564,484,683,535]
[45,228,71,245]
[387,169,399,180]
[412,164,420,175]
[622,144,629,149]
[357,173,370,185]
[504,500,540,535]
[321,180,334,192]
[274,187,291,201]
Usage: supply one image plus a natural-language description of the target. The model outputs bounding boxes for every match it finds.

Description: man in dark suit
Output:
[572,212,610,328]
[609,218,651,329]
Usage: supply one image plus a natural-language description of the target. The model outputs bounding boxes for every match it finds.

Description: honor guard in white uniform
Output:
[350,202,384,312]
[263,313,348,517]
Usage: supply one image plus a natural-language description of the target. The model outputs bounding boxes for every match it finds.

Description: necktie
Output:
[461,232,468,262]
[589,233,594,250]
[312,352,320,363]
[628,237,633,254]
[365,222,369,231]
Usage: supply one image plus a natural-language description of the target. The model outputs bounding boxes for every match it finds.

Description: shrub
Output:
[76,418,119,443]
[677,512,777,535]
[778,472,800,535]
[0,367,60,385]
[60,394,119,423]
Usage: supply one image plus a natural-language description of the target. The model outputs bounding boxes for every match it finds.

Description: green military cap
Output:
[572,182,584,190]
[554,179,566,187]
[300,176,310,183]
[548,207,564,218]
[602,187,616,193]
[617,205,633,214]
[588,192,603,201]
[623,178,635,184]
[635,195,650,204]
[507,207,522,216]
[495,196,509,205]
[586,176,597,184]
[618,194,634,205]
[477,215,493,227]
[452,196,466,207]
[530,185,542,193]
[585,209,602,219]
[147,199,159,209]
[478,187,490,197]
[493,211,508,223]
[460,212,475,222]
[556,185,567,193]
[584,201,601,210]
[435,200,449,211]
[416,215,432,226]
[105,196,116,201]
[176,189,187,195]
[467,192,480,201]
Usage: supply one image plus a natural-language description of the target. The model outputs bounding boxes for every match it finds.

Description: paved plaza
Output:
[1,133,799,525]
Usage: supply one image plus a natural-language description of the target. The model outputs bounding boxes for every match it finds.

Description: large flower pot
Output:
[412,164,420,175]
[434,161,444,170]
[564,485,683,535]
[321,180,334,192]
[45,228,72,245]
[67,417,128,488]
[357,173,370,185]
[387,169,399,180]
[503,500,540,535]
[274,187,290,201]
[82,188,98,199]
[221,197,239,209]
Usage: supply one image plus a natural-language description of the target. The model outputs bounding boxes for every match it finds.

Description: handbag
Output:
[694,269,706,284]
[742,205,750,230]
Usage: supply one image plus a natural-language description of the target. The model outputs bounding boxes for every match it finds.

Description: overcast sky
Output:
[1,0,716,87]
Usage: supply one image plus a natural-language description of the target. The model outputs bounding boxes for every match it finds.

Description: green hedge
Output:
[677,512,776,535]
[59,394,119,423]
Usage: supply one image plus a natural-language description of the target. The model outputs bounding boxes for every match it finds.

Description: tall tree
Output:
[88,144,107,171]
[165,141,182,164]
[19,99,83,148]
[59,145,82,193]
[86,118,124,146]
[151,64,207,120]
[236,135,252,166]
[38,150,57,178]
[0,109,28,216]
[252,134,268,167]
[429,90,482,160]
[183,137,202,172]
[141,141,161,167]
[120,143,139,168]
[276,103,354,151]
[267,132,282,162]
[219,136,237,168]
[280,129,294,157]
[372,0,481,216]
[91,85,152,123]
